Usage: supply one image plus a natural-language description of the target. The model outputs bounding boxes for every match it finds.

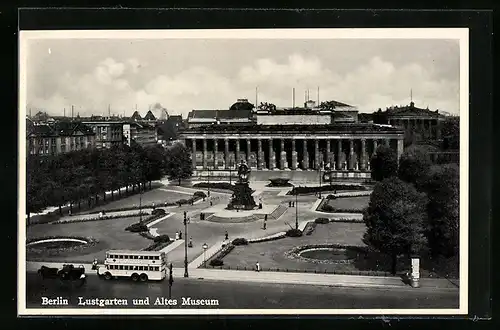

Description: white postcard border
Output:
[18,27,469,316]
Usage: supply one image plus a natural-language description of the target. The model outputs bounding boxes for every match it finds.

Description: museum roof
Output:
[188,109,254,120]
[180,123,403,133]
[382,102,444,118]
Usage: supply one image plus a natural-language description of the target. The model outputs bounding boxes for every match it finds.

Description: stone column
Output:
[257,139,263,170]
[397,138,404,161]
[224,138,230,169]
[291,139,297,170]
[268,138,275,170]
[373,139,378,153]
[314,139,319,170]
[428,120,433,139]
[191,139,197,169]
[436,120,442,140]
[246,139,252,166]
[213,138,218,170]
[337,140,343,170]
[280,139,286,170]
[326,139,331,167]
[302,139,309,170]
[348,139,355,170]
[235,139,240,164]
[202,138,208,169]
[360,139,367,171]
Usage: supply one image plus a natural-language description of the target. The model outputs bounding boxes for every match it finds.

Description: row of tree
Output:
[365,145,459,274]
[26,142,193,224]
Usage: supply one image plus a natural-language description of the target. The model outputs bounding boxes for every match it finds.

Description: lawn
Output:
[76,189,192,214]
[26,215,153,262]
[210,221,458,278]
[323,196,370,211]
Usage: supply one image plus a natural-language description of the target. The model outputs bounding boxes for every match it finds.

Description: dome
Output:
[229,99,255,111]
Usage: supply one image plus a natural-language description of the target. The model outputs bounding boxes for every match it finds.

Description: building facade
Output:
[26,120,96,156]
[373,101,446,144]
[81,121,125,149]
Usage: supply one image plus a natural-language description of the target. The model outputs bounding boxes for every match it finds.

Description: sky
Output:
[25,37,460,118]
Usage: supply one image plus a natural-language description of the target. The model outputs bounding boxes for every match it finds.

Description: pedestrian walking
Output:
[210,201,213,206]
[288,201,291,207]
[152,202,155,210]
[292,201,295,207]
[264,214,268,222]
[188,236,193,247]
[255,262,260,272]
[263,220,267,230]
[179,231,183,239]
[175,231,179,240]
[225,231,229,240]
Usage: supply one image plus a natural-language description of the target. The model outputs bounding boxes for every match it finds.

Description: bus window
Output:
[155,267,159,271]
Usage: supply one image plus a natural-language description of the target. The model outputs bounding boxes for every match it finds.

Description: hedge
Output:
[320,204,363,213]
[231,238,249,246]
[52,211,148,224]
[193,182,236,192]
[153,235,170,243]
[151,208,166,216]
[315,217,330,224]
[194,191,207,198]
[209,258,224,267]
[288,184,367,195]
[285,229,303,237]
[143,240,173,252]
[125,223,148,233]
[267,178,292,187]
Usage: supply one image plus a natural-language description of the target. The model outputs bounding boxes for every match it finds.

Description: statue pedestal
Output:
[227,182,256,210]
[269,152,275,170]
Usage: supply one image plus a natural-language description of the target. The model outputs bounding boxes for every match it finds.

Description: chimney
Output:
[293,88,295,108]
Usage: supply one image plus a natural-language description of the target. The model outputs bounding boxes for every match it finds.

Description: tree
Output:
[363,177,428,274]
[144,145,166,189]
[370,145,398,181]
[398,146,432,190]
[441,117,459,150]
[26,155,45,224]
[422,164,459,257]
[165,143,192,185]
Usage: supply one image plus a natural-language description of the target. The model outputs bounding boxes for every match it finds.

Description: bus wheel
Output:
[104,272,112,280]
[131,273,139,282]
[139,273,148,282]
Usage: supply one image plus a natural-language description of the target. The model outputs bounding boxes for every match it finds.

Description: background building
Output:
[26,120,96,156]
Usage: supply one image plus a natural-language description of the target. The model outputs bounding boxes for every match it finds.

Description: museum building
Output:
[179,99,405,181]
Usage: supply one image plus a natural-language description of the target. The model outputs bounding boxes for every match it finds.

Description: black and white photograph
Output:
[18,28,468,315]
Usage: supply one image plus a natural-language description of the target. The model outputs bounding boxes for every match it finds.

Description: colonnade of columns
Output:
[389,118,441,140]
[188,137,403,172]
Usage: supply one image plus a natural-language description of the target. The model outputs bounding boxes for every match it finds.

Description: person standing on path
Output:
[263,219,267,230]
[175,231,179,240]
[255,262,260,272]
[225,230,229,240]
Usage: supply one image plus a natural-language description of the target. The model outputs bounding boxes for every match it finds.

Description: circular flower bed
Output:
[285,244,365,265]
[26,236,100,257]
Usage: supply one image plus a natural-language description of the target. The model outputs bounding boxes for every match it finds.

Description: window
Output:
[155,267,159,271]
[119,265,124,270]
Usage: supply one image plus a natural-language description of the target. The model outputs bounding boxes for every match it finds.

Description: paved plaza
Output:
[25,179,458,289]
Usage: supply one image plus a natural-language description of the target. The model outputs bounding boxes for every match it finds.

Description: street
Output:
[25,272,459,310]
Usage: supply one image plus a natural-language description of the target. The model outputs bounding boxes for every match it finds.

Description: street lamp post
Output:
[202,243,208,268]
[294,184,299,230]
[139,182,143,223]
[207,166,211,197]
[318,160,323,199]
[183,212,189,278]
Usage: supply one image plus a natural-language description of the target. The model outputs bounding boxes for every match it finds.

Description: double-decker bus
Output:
[96,250,167,282]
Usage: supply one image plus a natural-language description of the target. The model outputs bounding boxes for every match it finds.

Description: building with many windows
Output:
[80,120,125,149]
[179,99,404,182]
[26,120,96,156]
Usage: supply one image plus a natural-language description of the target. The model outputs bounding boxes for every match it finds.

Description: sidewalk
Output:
[24,261,458,290]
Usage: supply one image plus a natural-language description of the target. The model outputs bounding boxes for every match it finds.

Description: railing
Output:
[198,264,459,279]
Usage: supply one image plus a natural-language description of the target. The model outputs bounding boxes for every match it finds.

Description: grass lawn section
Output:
[216,222,458,278]
[76,189,192,215]
[26,215,151,262]
[324,196,370,211]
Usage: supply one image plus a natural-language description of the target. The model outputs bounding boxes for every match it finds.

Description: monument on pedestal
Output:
[227,160,256,210]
